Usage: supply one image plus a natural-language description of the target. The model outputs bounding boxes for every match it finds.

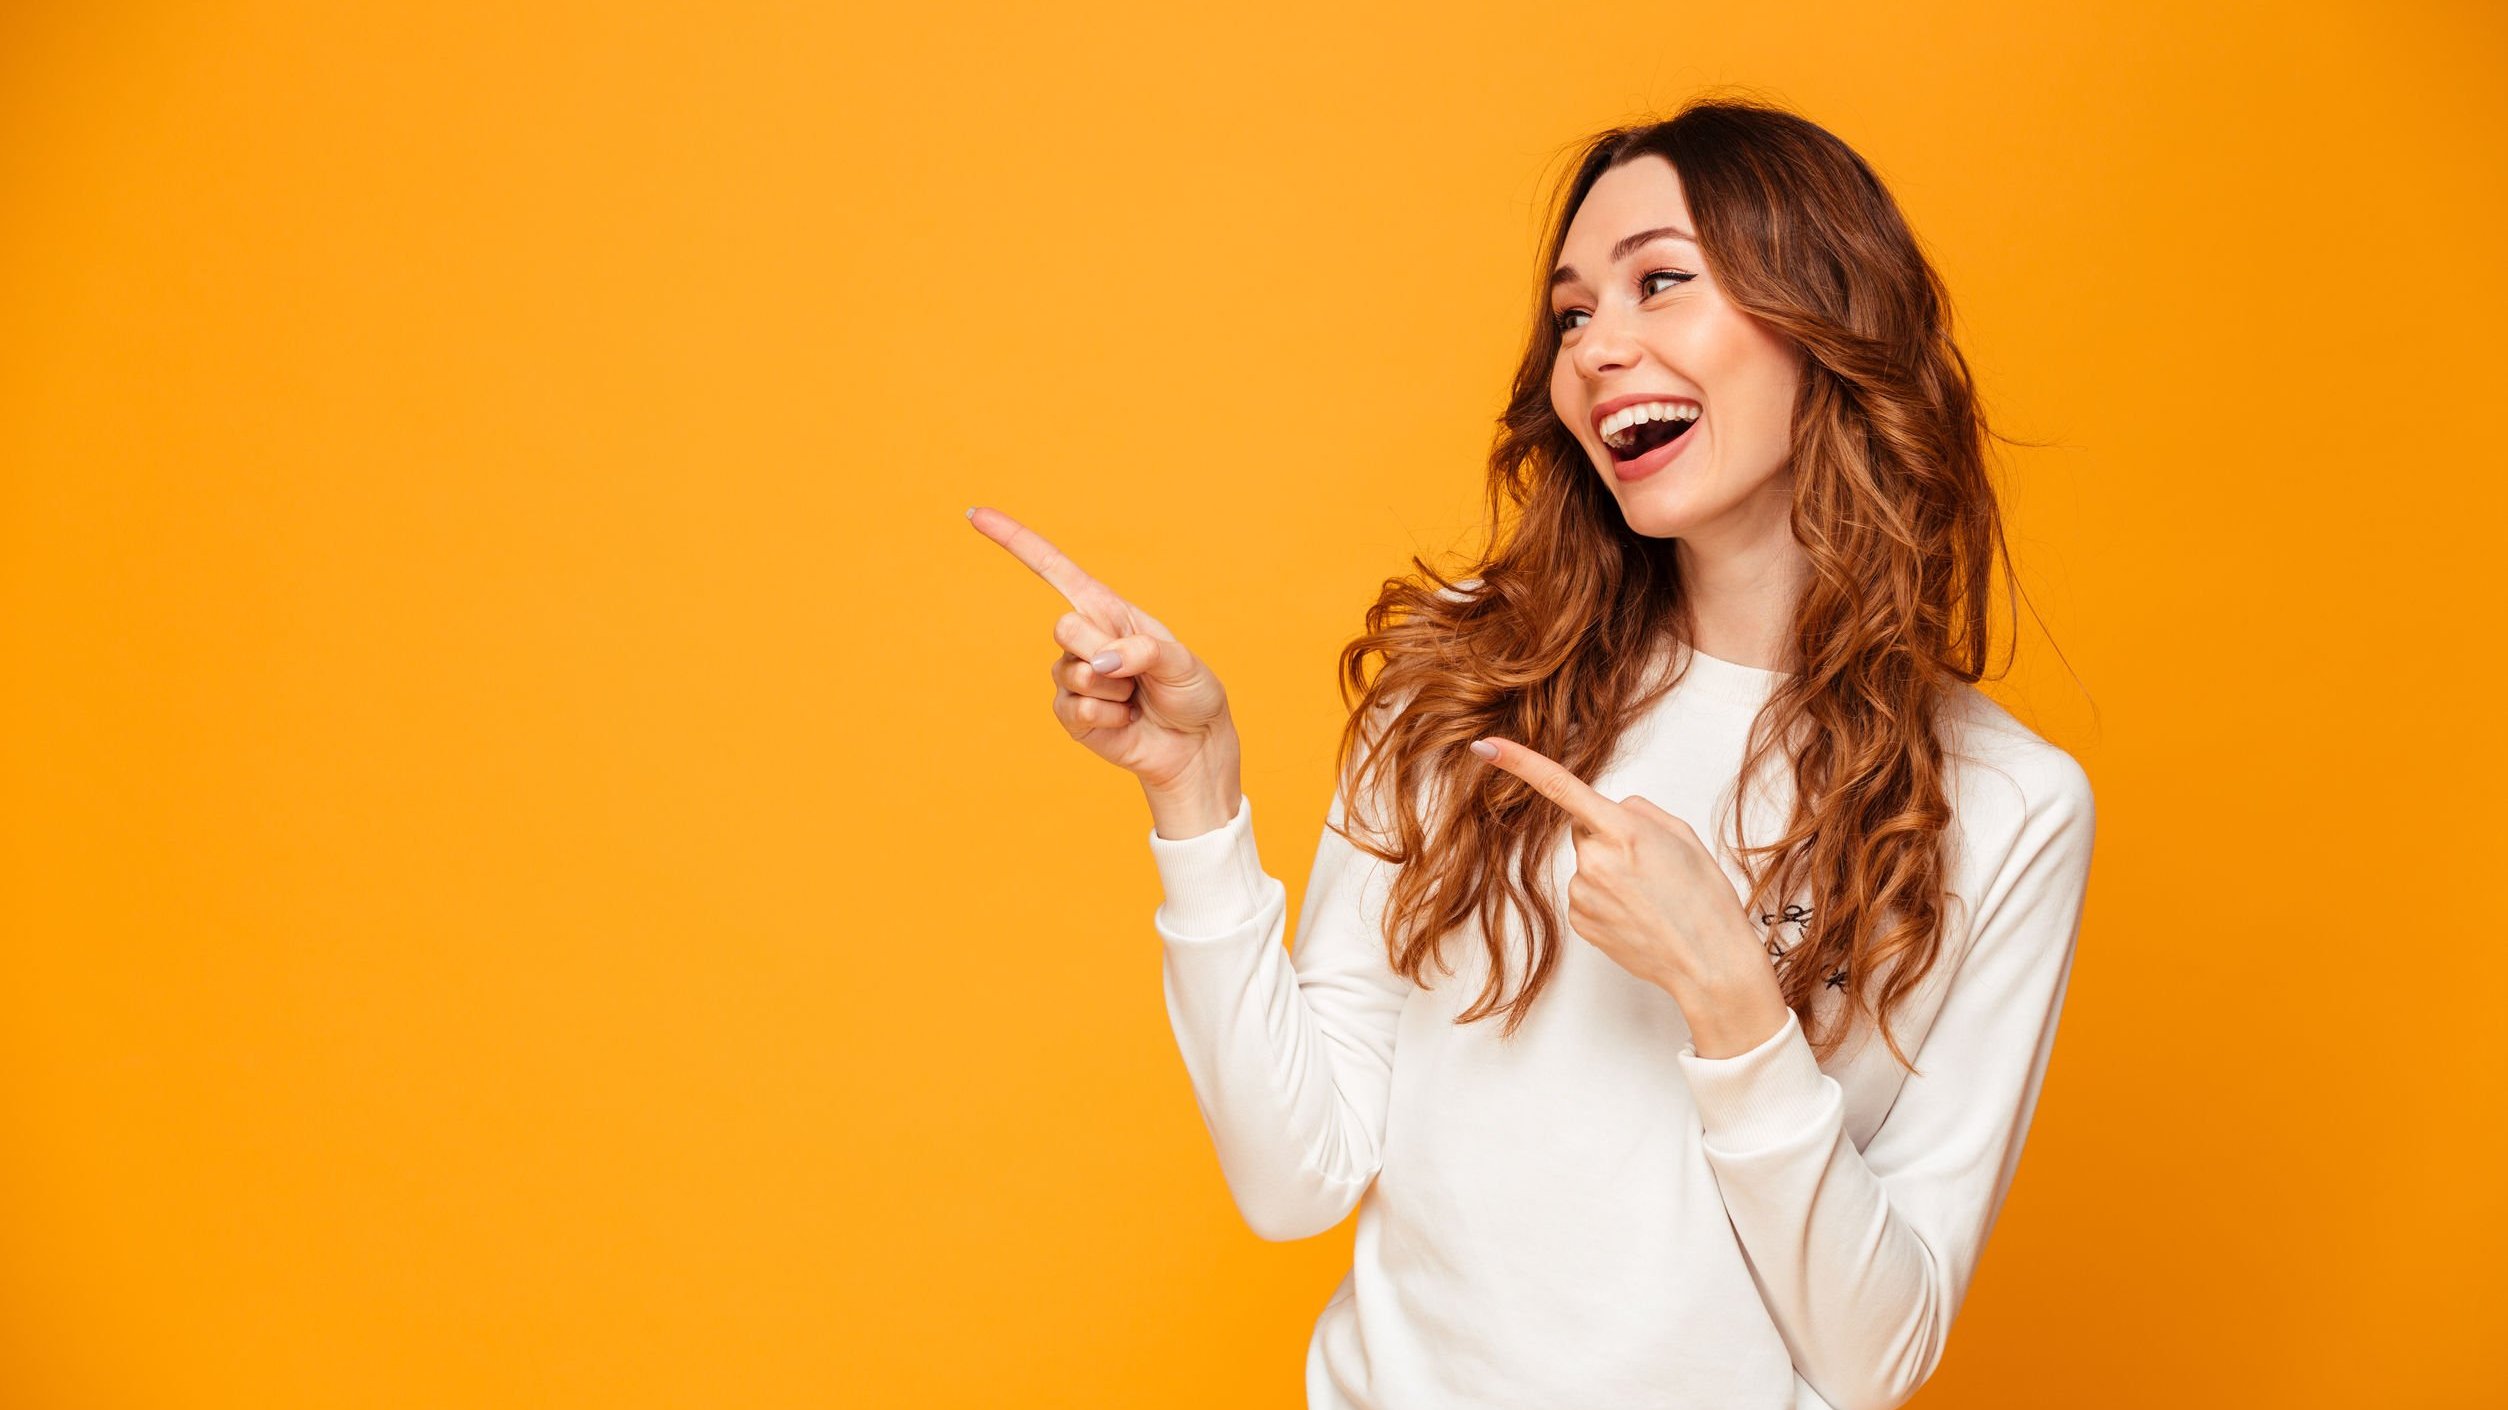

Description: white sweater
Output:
[1144,645,2096,1410]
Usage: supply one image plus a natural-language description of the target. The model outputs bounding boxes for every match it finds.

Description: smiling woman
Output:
[989,94,2098,1410]
[1342,99,2043,1084]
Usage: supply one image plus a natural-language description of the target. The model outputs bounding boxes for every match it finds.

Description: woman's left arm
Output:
[1674,753,2096,1410]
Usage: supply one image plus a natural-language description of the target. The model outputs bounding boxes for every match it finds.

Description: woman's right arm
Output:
[964,504,1411,1241]
[1146,756,1413,1242]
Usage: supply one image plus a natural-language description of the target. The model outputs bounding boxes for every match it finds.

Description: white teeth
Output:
[1599,400,1701,449]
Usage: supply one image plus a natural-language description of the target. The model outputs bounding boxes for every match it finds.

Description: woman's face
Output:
[1547,155,1804,546]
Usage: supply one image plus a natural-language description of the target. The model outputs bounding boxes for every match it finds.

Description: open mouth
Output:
[1608,413,1697,463]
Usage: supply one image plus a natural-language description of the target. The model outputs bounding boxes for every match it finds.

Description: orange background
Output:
[4,2,2501,1405]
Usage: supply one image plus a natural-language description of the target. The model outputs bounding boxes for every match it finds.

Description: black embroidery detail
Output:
[1758,902,1814,960]
[1824,966,1849,990]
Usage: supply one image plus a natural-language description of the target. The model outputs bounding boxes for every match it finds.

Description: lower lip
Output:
[1609,419,1700,483]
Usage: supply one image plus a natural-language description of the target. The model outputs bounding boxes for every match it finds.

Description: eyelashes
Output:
[1552,270,1694,335]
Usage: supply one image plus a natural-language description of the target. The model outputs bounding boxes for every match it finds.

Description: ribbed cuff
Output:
[1145,792,1267,939]
[1675,1006,1838,1153]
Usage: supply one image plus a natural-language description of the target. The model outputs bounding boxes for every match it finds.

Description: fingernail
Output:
[1468,739,1497,760]
[1090,651,1123,673]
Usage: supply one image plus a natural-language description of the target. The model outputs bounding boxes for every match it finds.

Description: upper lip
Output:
[1588,391,1702,438]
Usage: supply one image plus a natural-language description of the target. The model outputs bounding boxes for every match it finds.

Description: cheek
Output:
[1550,380,1603,463]
[1706,320,1801,427]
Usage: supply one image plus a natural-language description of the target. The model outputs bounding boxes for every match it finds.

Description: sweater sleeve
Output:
[1146,783,1415,1242]
[1672,751,2097,1410]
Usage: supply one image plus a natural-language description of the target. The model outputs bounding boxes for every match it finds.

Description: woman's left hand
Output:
[1469,734,1794,1058]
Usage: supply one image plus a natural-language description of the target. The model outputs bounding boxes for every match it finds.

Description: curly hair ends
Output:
[1326,96,2036,1070]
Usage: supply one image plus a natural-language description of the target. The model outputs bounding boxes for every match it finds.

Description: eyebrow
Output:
[1550,225,1697,291]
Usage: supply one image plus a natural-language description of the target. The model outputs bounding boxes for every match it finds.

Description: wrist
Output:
[1143,753,1243,840]
[1676,967,1795,1060]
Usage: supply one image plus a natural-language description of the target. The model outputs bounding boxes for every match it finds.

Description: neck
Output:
[1671,522,1807,673]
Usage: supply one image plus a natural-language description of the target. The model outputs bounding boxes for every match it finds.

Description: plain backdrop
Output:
[3,1,2502,1406]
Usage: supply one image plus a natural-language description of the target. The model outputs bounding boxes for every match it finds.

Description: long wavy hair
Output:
[1328,96,2039,1070]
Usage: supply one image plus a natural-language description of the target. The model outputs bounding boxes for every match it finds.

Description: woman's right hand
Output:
[966,506,1239,801]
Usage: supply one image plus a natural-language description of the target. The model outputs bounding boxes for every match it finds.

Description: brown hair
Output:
[1330,96,2039,1070]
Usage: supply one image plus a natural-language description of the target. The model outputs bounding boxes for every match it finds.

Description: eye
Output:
[1550,269,1696,335]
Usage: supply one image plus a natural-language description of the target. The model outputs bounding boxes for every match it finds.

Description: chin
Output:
[1620,509,1700,540]
[1597,467,1709,539]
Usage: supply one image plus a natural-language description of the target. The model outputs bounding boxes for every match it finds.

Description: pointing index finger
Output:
[1472,736,1623,835]
[967,505,1129,623]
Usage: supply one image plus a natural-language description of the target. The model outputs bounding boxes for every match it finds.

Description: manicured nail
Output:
[1090,651,1123,673]
[1468,739,1498,760]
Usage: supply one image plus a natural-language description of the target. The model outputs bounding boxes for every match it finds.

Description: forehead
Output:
[1559,154,1691,253]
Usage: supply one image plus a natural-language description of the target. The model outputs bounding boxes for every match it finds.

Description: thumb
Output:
[1621,794,1697,838]
[1095,632,1202,685]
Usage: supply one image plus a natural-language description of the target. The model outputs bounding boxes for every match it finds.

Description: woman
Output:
[968,96,2095,1410]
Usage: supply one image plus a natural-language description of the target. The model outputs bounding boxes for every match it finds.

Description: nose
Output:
[1568,297,1643,381]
